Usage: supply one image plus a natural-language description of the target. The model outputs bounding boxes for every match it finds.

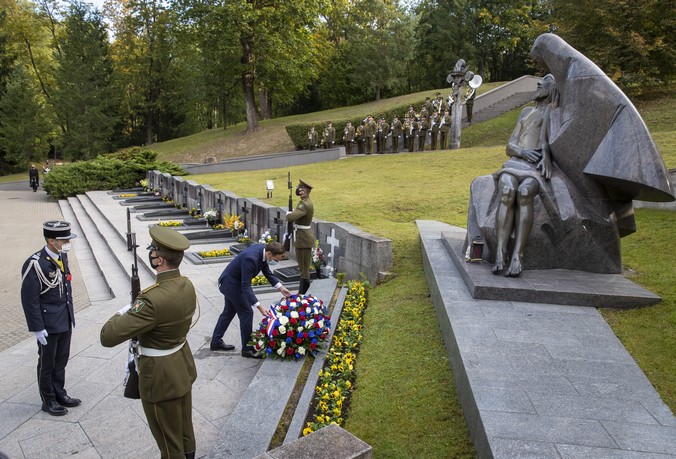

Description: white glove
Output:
[34,329,48,345]
[118,304,132,315]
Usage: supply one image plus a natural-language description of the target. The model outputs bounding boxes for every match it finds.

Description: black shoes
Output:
[57,395,81,407]
[241,349,263,359]
[210,342,235,351]
[42,400,68,416]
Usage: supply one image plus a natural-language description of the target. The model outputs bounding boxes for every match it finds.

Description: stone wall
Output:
[148,171,392,284]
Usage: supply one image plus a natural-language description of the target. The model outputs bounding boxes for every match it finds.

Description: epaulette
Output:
[140,283,160,294]
[31,252,41,261]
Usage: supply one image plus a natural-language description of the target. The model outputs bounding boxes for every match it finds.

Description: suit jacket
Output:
[217,244,281,307]
[100,269,197,403]
[21,248,75,334]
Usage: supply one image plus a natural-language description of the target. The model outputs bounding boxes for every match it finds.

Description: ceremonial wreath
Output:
[250,294,331,360]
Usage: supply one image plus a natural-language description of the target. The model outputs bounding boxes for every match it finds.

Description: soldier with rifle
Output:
[286,178,315,294]
[101,227,198,459]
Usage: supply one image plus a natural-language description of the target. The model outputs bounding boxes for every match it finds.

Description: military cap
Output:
[43,221,77,240]
[148,226,190,252]
[298,178,314,190]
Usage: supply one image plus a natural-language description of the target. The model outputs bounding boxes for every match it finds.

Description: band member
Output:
[391,116,402,153]
[440,109,452,150]
[430,110,441,150]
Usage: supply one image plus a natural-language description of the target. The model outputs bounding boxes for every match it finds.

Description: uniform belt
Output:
[138,341,185,357]
[294,224,311,230]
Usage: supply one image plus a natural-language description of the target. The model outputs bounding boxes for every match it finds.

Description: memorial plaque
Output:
[184,229,236,241]
[273,266,317,282]
[141,208,190,218]
[133,202,176,211]
[229,243,252,255]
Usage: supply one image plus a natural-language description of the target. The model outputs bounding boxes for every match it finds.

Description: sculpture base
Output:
[442,229,661,309]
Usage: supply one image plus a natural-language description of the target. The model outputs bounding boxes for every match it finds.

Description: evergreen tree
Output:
[53,2,118,161]
[0,64,54,168]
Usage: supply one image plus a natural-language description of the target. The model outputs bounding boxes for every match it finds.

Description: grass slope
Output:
[183,87,674,457]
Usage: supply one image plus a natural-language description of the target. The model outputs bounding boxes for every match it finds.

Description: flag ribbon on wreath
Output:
[266,307,279,338]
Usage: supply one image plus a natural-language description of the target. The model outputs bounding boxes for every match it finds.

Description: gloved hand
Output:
[34,329,48,345]
[118,304,131,315]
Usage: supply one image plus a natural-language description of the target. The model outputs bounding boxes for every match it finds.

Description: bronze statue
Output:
[464,33,673,276]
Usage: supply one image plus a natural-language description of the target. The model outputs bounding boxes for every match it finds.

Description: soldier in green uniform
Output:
[286,179,314,294]
[440,109,452,150]
[324,122,336,149]
[418,115,429,151]
[308,126,318,150]
[100,227,197,459]
[391,115,402,153]
[376,116,389,154]
[343,121,355,155]
[430,110,441,150]
[356,122,365,155]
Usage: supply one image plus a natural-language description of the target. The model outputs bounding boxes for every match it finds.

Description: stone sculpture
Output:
[465,33,674,276]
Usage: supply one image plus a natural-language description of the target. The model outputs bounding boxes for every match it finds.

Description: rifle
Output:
[124,232,141,399]
[283,172,293,251]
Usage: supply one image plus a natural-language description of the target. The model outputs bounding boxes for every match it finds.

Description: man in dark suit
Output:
[21,220,80,416]
[101,226,198,458]
[210,241,291,358]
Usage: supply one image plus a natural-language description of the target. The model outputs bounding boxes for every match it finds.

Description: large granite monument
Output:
[465,33,674,276]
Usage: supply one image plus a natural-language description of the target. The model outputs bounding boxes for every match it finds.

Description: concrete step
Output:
[59,199,114,302]
[72,194,155,301]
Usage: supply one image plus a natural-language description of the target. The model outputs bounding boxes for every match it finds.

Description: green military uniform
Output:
[365,116,376,154]
[440,111,452,149]
[391,116,402,153]
[343,122,355,155]
[324,123,336,149]
[430,112,441,150]
[308,128,318,150]
[286,179,314,293]
[100,227,197,459]
[356,124,364,155]
[418,116,429,151]
[376,118,389,154]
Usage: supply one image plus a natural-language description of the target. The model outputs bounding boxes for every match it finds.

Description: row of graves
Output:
[115,170,392,288]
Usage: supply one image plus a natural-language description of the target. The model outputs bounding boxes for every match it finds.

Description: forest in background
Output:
[0,0,672,173]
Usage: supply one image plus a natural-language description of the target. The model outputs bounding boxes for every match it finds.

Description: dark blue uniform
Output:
[211,244,281,351]
[21,247,75,405]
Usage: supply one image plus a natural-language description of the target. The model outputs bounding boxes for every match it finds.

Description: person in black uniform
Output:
[210,241,292,358]
[20,221,80,416]
[101,226,198,459]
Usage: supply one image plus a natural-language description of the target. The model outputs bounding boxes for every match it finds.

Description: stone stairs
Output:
[466,91,534,125]
[46,190,353,459]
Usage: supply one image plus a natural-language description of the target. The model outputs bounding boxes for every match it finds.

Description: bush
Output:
[43,148,186,198]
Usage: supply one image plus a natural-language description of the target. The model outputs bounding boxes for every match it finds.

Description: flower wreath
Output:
[250,294,331,360]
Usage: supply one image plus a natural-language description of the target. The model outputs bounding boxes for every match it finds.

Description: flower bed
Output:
[251,275,270,286]
[250,294,332,360]
[302,280,368,435]
[158,220,183,227]
[198,247,231,258]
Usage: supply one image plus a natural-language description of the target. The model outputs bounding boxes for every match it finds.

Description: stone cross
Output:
[326,229,340,271]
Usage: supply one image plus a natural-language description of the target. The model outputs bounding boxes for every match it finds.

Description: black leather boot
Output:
[185,451,195,459]
[298,278,311,294]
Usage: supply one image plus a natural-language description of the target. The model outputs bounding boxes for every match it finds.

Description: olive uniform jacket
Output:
[100,269,197,403]
[287,197,314,249]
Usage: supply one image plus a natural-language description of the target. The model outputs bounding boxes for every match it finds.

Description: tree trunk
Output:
[240,33,259,132]
[146,110,154,145]
[259,86,271,119]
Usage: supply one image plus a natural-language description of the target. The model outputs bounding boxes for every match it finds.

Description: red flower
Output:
[272,329,279,336]
[286,348,294,355]
[270,340,276,348]
[296,338,303,344]
[290,318,297,324]
[310,342,317,349]
[287,330,294,337]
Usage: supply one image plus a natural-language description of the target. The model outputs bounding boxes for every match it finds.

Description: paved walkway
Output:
[0,183,287,459]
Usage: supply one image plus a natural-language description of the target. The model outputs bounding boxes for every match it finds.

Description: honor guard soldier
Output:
[101,227,198,459]
[391,115,402,153]
[430,110,441,150]
[343,121,355,155]
[440,109,452,149]
[286,178,315,294]
[308,126,318,150]
[21,221,80,416]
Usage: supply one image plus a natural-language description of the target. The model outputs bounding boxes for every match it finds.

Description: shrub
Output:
[43,148,186,198]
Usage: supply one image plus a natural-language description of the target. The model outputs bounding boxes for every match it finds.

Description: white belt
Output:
[294,224,311,230]
[138,341,185,357]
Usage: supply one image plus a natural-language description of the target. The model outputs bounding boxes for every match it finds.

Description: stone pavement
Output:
[0,184,298,459]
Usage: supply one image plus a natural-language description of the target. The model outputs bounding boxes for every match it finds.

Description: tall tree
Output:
[0,64,54,167]
[174,0,323,132]
[549,0,674,86]
[53,2,118,161]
